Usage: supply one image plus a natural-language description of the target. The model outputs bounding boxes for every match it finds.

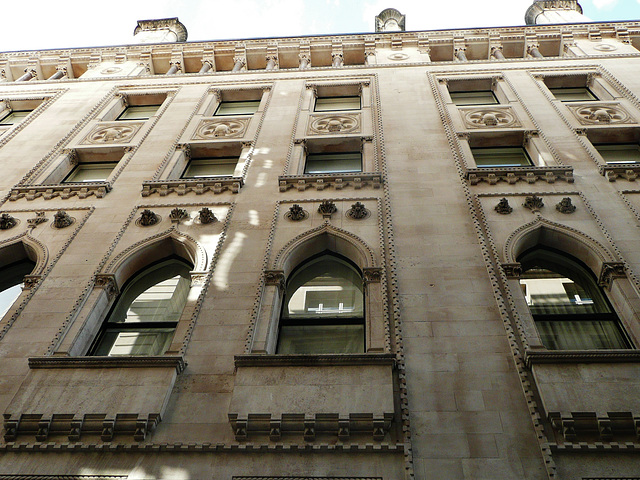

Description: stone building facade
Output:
[0,2,640,479]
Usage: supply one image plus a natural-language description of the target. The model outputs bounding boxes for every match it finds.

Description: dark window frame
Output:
[314,95,362,112]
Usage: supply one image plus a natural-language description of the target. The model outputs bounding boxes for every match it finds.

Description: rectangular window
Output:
[117,105,160,121]
[314,96,361,112]
[594,144,640,164]
[63,163,118,183]
[304,152,362,174]
[471,147,532,168]
[214,100,260,116]
[450,91,498,106]
[550,87,598,102]
[181,157,238,178]
[0,110,31,126]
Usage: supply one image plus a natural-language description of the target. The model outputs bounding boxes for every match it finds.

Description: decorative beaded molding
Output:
[235,353,395,367]
[278,173,382,192]
[28,355,185,372]
[0,208,93,345]
[80,122,144,144]
[525,350,640,366]
[467,166,574,185]
[428,71,558,478]
[458,105,521,129]
[141,177,244,197]
[307,113,361,135]
[192,118,249,139]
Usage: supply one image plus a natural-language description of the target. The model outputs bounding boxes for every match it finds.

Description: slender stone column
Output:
[298,54,310,69]
[491,47,505,60]
[265,56,277,71]
[47,69,66,80]
[528,45,544,58]
[16,70,34,82]
[455,48,468,61]
[332,53,344,67]
[165,63,180,75]
[232,57,245,72]
[198,61,212,73]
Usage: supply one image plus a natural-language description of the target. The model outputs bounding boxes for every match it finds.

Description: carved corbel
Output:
[95,274,119,299]
[373,415,385,441]
[68,417,83,441]
[264,270,285,292]
[501,263,522,279]
[101,418,115,442]
[35,418,51,442]
[176,143,192,161]
[363,267,382,285]
[3,416,19,441]
[338,417,350,441]
[134,416,148,441]
[234,418,248,441]
[598,262,626,289]
[523,130,539,147]
[22,275,42,290]
[303,417,315,442]
[63,149,79,166]
[587,72,602,88]
[269,420,281,442]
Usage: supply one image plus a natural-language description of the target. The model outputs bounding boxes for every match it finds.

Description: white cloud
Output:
[593,0,618,9]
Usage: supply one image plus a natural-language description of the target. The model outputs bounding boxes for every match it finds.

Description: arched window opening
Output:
[278,253,364,354]
[519,247,630,350]
[0,258,35,317]
[90,258,193,356]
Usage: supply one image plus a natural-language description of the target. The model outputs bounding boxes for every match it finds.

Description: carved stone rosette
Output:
[82,123,142,144]
[567,103,633,125]
[308,114,360,135]
[169,208,188,223]
[198,207,217,224]
[318,200,337,218]
[285,204,308,221]
[459,106,521,129]
[346,202,370,220]
[523,195,544,213]
[137,209,159,227]
[494,198,513,215]
[52,210,74,229]
[0,213,17,230]
[555,197,576,214]
[27,211,48,228]
[193,118,248,140]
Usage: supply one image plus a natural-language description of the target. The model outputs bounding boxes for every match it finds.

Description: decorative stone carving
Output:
[22,275,41,290]
[100,67,122,75]
[387,52,409,61]
[27,211,48,228]
[502,263,522,278]
[494,198,513,214]
[318,200,337,218]
[523,195,544,212]
[363,267,382,284]
[593,43,618,52]
[138,209,159,227]
[190,272,208,287]
[83,123,141,144]
[556,197,576,214]
[95,274,119,299]
[52,210,74,228]
[598,262,626,289]
[309,114,360,135]
[285,204,308,221]
[193,119,248,139]
[264,270,285,291]
[169,207,188,223]
[0,213,17,230]
[568,103,633,125]
[198,207,217,224]
[346,202,370,220]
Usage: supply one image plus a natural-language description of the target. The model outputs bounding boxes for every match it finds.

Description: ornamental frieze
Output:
[192,118,249,140]
[308,113,361,135]
[81,122,143,144]
[458,106,521,129]
[566,102,634,125]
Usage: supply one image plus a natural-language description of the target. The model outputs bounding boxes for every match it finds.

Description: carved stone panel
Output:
[566,102,634,125]
[81,122,143,144]
[192,118,249,140]
[458,106,521,129]
[308,113,361,135]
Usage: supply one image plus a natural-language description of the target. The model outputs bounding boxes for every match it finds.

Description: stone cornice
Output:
[234,353,396,367]
[525,349,640,367]
[28,355,186,372]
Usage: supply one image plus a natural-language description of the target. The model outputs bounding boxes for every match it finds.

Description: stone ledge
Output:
[603,164,640,182]
[141,177,243,197]
[525,350,640,367]
[467,166,574,185]
[234,353,396,368]
[548,411,640,444]
[278,173,382,192]
[28,355,186,373]
[9,183,111,201]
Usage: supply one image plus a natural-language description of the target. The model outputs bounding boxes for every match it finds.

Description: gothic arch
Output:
[0,233,48,275]
[273,223,376,276]
[104,227,207,286]
[503,217,616,275]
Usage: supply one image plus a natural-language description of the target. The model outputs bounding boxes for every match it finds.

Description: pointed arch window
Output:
[0,258,35,318]
[90,258,192,356]
[277,253,365,354]
[519,248,630,350]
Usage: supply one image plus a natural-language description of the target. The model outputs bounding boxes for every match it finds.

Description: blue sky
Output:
[2,0,639,52]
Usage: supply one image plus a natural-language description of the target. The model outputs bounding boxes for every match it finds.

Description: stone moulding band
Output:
[28,355,186,373]
[525,350,640,367]
[234,353,396,367]
[141,178,243,196]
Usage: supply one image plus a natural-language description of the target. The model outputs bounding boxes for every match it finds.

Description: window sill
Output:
[141,177,244,197]
[235,353,395,367]
[278,172,382,192]
[28,355,186,373]
[603,163,640,182]
[467,165,574,186]
[9,182,111,201]
[525,349,640,367]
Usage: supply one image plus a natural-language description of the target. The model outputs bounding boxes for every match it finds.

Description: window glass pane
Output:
[314,96,361,112]
[278,324,365,354]
[117,105,160,120]
[450,91,498,106]
[215,101,260,116]
[595,144,640,164]
[94,328,174,356]
[0,111,31,126]
[182,158,238,178]
[63,163,117,183]
[550,87,597,102]
[305,153,362,174]
[284,255,363,319]
[535,319,628,350]
[0,259,35,318]
[472,147,532,168]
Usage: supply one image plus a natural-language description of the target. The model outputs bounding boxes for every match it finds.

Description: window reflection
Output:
[0,259,35,317]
